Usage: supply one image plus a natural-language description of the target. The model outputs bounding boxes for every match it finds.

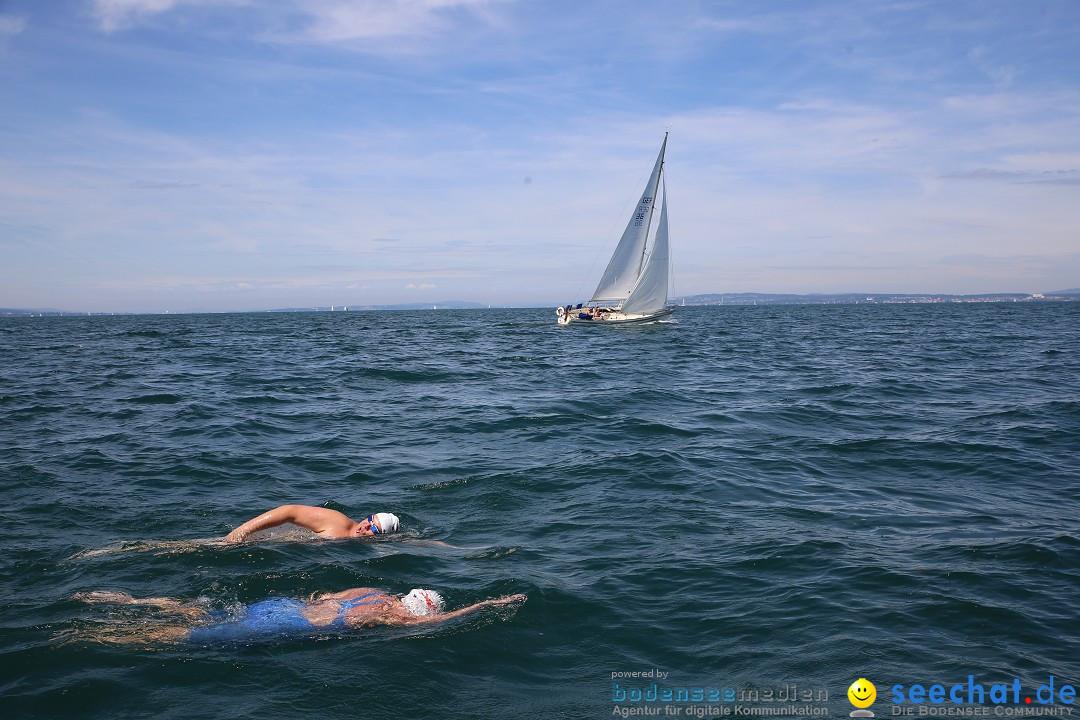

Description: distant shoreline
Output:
[676,291,1079,306]
[3,291,1079,317]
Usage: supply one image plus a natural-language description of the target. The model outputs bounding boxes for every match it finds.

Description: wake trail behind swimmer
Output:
[68,537,229,560]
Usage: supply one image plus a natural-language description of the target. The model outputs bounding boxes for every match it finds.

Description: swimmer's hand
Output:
[487,593,527,607]
[222,528,247,543]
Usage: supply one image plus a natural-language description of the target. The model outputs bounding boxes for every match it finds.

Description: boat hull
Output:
[557,306,675,326]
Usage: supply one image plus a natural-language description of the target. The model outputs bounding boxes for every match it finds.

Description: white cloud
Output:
[88,0,505,44]
[91,0,179,31]
[0,14,28,39]
[89,0,248,32]
[287,0,500,43]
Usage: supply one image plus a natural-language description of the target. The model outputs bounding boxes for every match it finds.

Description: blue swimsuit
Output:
[189,593,383,643]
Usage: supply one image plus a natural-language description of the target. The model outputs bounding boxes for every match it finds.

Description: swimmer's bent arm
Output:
[223,505,353,542]
[309,587,381,604]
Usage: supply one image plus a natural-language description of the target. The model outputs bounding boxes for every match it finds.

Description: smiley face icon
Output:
[848,678,876,709]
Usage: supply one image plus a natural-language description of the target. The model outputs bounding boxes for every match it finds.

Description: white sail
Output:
[621,185,669,315]
[589,135,667,303]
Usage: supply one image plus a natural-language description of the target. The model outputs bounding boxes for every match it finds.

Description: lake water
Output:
[2,304,1078,719]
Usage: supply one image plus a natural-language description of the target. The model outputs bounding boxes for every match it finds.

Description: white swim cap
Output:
[373,512,400,534]
[401,588,445,616]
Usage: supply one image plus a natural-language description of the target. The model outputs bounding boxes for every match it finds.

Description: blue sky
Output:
[1,0,1078,312]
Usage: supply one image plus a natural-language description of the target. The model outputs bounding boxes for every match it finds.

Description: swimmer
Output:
[70,505,488,560]
[73,588,526,645]
[223,505,400,542]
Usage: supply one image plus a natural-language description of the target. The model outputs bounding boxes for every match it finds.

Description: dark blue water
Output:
[2,304,1078,719]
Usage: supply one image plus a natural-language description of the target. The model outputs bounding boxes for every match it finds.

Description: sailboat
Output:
[556,133,674,326]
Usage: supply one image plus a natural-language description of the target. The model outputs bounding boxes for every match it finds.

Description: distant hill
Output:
[1046,288,1080,295]
[677,292,1076,305]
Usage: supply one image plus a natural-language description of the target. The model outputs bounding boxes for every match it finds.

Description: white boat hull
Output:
[557,306,675,326]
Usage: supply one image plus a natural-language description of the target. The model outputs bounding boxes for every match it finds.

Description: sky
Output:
[1,0,1079,312]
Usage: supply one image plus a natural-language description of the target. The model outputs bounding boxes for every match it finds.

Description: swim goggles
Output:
[367,515,380,535]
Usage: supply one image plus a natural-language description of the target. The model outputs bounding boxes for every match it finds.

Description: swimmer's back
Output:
[188,598,313,643]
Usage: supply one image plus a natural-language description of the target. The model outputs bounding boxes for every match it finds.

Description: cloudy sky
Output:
[2,0,1078,312]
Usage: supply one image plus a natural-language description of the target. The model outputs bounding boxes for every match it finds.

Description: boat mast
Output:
[637,132,667,278]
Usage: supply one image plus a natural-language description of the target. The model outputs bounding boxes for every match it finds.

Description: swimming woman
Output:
[74,588,526,645]
[223,505,400,542]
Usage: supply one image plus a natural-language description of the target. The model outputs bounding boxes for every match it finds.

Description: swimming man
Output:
[223,505,400,542]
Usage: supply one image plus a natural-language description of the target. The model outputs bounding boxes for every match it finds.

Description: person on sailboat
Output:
[223,505,400,542]
[72,587,527,644]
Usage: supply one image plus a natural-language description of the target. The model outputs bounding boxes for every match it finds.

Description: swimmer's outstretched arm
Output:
[413,593,527,624]
[402,539,477,550]
[223,505,352,542]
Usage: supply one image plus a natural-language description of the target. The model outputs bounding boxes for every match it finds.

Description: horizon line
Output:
[3,290,1078,317]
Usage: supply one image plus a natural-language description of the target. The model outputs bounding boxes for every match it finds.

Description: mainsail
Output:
[620,184,669,315]
[589,134,668,304]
